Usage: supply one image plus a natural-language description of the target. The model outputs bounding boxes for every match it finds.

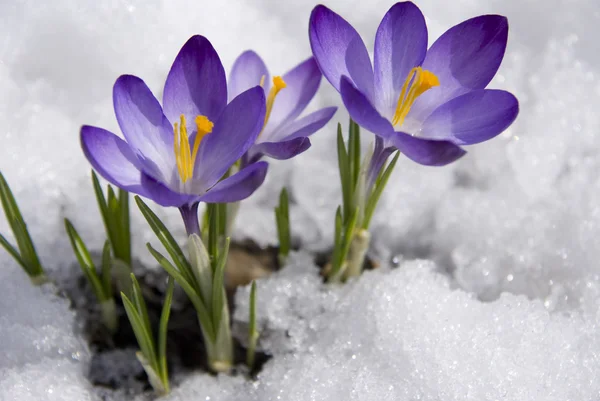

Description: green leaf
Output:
[0,171,44,277]
[136,351,168,396]
[135,196,194,283]
[218,202,227,238]
[247,280,258,370]
[275,187,291,260]
[348,118,361,196]
[211,237,230,330]
[130,273,153,345]
[121,292,158,368]
[187,233,213,309]
[328,207,344,279]
[0,233,26,270]
[118,189,131,265]
[64,219,106,301]
[337,124,351,222]
[147,243,215,341]
[328,207,359,282]
[207,203,219,269]
[158,276,174,387]
[341,207,359,260]
[363,151,399,229]
[101,240,113,298]
[91,171,109,225]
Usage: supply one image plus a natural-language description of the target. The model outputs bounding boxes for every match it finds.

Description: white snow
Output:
[1,0,600,399]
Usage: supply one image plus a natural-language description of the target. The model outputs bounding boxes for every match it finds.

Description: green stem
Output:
[200,302,233,373]
[29,273,49,286]
[100,298,118,334]
[342,229,371,280]
[247,281,258,370]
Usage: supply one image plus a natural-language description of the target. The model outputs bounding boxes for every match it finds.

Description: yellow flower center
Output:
[392,67,440,127]
[262,75,287,128]
[173,114,213,183]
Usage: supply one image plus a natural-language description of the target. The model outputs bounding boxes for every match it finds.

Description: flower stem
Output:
[342,229,371,280]
[29,273,49,286]
[200,303,233,373]
[100,298,118,334]
[180,202,201,236]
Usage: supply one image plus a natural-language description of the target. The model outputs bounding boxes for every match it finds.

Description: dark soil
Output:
[53,241,279,398]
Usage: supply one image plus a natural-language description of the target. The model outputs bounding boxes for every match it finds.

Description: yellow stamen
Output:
[259,75,266,88]
[264,76,287,126]
[391,67,439,127]
[173,114,213,183]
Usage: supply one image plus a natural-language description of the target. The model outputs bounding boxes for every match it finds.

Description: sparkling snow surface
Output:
[1,0,600,400]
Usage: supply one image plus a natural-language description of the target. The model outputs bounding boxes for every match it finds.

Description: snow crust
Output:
[1,0,600,399]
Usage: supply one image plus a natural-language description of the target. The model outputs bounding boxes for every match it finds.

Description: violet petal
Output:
[112,75,174,183]
[199,161,268,203]
[163,35,227,124]
[340,76,395,139]
[421,89,518,145]
[309,5,374,99]
[194,86,266,191]
[373,1,428,116]
[228,50,269,101]
[389,131,466,166]
[80,125,148,196]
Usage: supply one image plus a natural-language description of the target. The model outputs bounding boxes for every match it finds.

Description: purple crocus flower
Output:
[309,2,519,167]
[81,35,268,235]
[227,51,337,164]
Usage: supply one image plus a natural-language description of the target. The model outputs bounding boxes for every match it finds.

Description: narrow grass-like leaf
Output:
[211,237,230,330]
[106,187,123,259]
[121,292,158,368]
[130,273,153,344]
[247,280,258,370]
[328,207,344,279]
[275,188,290,260]
[329,207,359,282]
[135,196,193,281]
[217,202,227,238]
[118,189,131,265]
[91,171,109,226]
[342,208,359,258]
[147,243,215,341]
[348,118,361,195]
[136,352,167,396]
[158,276,174,389]
[207,203,219,269]
[337,124,351,222]
[0,233,26,269]
[101,240,113,298]
[0,171,44,277]
[64,219,105,300]
[363,151,399,230]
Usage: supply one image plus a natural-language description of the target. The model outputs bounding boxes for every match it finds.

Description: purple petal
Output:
[163,35,227,124]
[411,15,509,120]
[340,76,395,139]
[309,5,374,99]
[268,106,337,142]
[389,131,466,166]
[194,86,266,191]
[228,50,269,101]
[265,57,322,134]
[421,89,518,145]
[251,137,311,160]
[373,2,428,115]
[80,125,149,197]
[140,173,196,207]
[198,161,268,203]
[113,75,174,183]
